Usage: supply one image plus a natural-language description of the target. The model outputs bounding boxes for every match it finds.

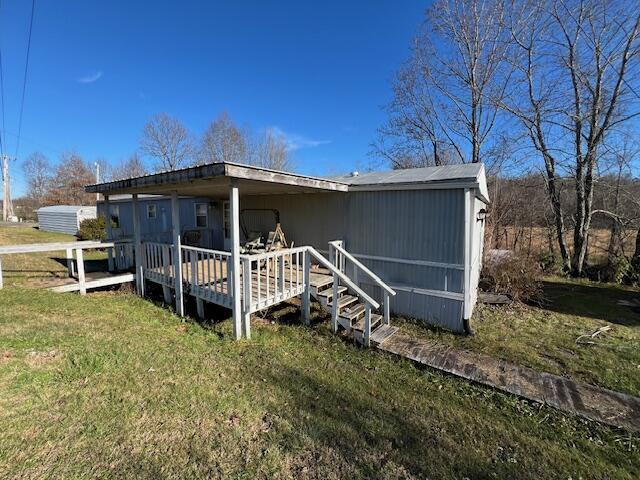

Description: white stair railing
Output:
[306,246,380,345]
[328,241,397,343]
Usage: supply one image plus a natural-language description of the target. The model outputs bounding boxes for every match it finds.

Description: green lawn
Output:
[0,226,639,478]
[0,226,106,287]
[397,278,640,397]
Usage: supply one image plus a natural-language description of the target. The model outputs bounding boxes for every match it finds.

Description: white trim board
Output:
[389,283,464,301]
[317,249,464,271]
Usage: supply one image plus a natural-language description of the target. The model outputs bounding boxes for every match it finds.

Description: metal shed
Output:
[36,205,97,235]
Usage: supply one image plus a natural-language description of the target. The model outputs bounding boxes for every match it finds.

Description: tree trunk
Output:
[545,175,570,270]
[634,226,640,262]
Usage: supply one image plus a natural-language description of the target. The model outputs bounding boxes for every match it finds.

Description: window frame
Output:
[194,202,208,228]
[147,203,157,219]
[110,204,120,229]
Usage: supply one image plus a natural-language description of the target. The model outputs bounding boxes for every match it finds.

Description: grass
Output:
[397,278,640,397]
[0,226,639,478]
[0,226,106,286]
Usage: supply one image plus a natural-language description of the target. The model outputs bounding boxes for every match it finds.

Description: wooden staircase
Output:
[307,243,399,347]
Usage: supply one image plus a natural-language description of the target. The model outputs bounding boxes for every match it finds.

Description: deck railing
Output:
[113,241,135,271]
[142,242,175,287]
[181,245,233,307]
[240,247,308,314]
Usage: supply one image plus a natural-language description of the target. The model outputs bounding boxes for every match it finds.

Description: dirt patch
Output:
[0,350,15,365]
[25,349,62,367]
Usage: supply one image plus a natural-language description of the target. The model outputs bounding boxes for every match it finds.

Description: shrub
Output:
[480,253,543,304]
[537,250,563,275]
[623,256,640,287]
[78,216,107,241]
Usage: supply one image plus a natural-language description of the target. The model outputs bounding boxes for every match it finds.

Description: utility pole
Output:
[94,161,101,202]
[1,154,15,222]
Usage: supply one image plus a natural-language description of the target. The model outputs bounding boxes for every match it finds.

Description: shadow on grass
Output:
[540,280,640,326]
[246,362,506,478]
[51,256,109,273]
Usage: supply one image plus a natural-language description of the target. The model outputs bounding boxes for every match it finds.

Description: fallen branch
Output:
[575,325,612,345]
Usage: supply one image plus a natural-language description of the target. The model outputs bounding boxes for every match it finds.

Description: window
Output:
[147,204,157,219]
[195,203,208,228]
[110,205,120,229]
[223,201,230,238]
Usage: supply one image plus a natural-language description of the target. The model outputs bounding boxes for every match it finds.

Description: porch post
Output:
[132,194,144,296]
[104,194,114,271]
[230,182,242,340]
[242,256,252,339]
[171,191,184,317]
[301,250,311,325]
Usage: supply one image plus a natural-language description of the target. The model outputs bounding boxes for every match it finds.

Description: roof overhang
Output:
[85,162,349,198]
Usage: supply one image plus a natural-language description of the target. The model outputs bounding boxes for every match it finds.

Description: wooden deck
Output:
[49,271,135,293]
[144,256,327,313]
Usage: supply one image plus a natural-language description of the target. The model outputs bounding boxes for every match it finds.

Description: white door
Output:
[223,201,231,250]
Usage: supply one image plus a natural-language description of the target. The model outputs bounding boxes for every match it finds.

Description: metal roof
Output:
[332,163,489,202]
[85,161,348,197]
[332,163,482,185]
[36,205,96,213]
[84,161,489,203]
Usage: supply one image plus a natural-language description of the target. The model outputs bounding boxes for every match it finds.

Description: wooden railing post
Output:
[104,195,114,272]
[301,250,311,325]
[331,270,339,333]
[364,303,371,347]
[161,245,172,304]
[278,253,285,297]
[242,256,252,339]
[76,248,86,296]
[384,292,390,325]
[65,248,75,278]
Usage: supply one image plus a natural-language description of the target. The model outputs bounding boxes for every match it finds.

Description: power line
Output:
[14,0,35,161]
[0,0,6,158]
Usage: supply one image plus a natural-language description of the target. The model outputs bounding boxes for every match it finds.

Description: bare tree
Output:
[44,152,96,205]
[112,153,148,180]
[372,56,452,168]
[504,0,640,274]
[22,152,51,208]
[375,0,515,169]
[140,113,193,171]
[199,112,248,165]
[250,128,292,171]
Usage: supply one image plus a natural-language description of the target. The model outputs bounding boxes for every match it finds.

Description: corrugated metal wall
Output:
[101,189,479,332]
[37,207,97,235]
[241,189,469,331]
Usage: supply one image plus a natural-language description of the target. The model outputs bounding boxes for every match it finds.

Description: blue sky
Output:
[1,0,429,196]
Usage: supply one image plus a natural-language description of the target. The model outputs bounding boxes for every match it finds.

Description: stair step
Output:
[309,273,333,289]
[338,303,365,321]
[370,325,398,345]
[317,286,347,300]
[352,313,383,332]
[328,295,358,310]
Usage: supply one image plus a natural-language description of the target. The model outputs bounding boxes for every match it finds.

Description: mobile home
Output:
[89,162,488,336]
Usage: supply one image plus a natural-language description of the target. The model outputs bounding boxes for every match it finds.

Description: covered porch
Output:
[86,162,361,340]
